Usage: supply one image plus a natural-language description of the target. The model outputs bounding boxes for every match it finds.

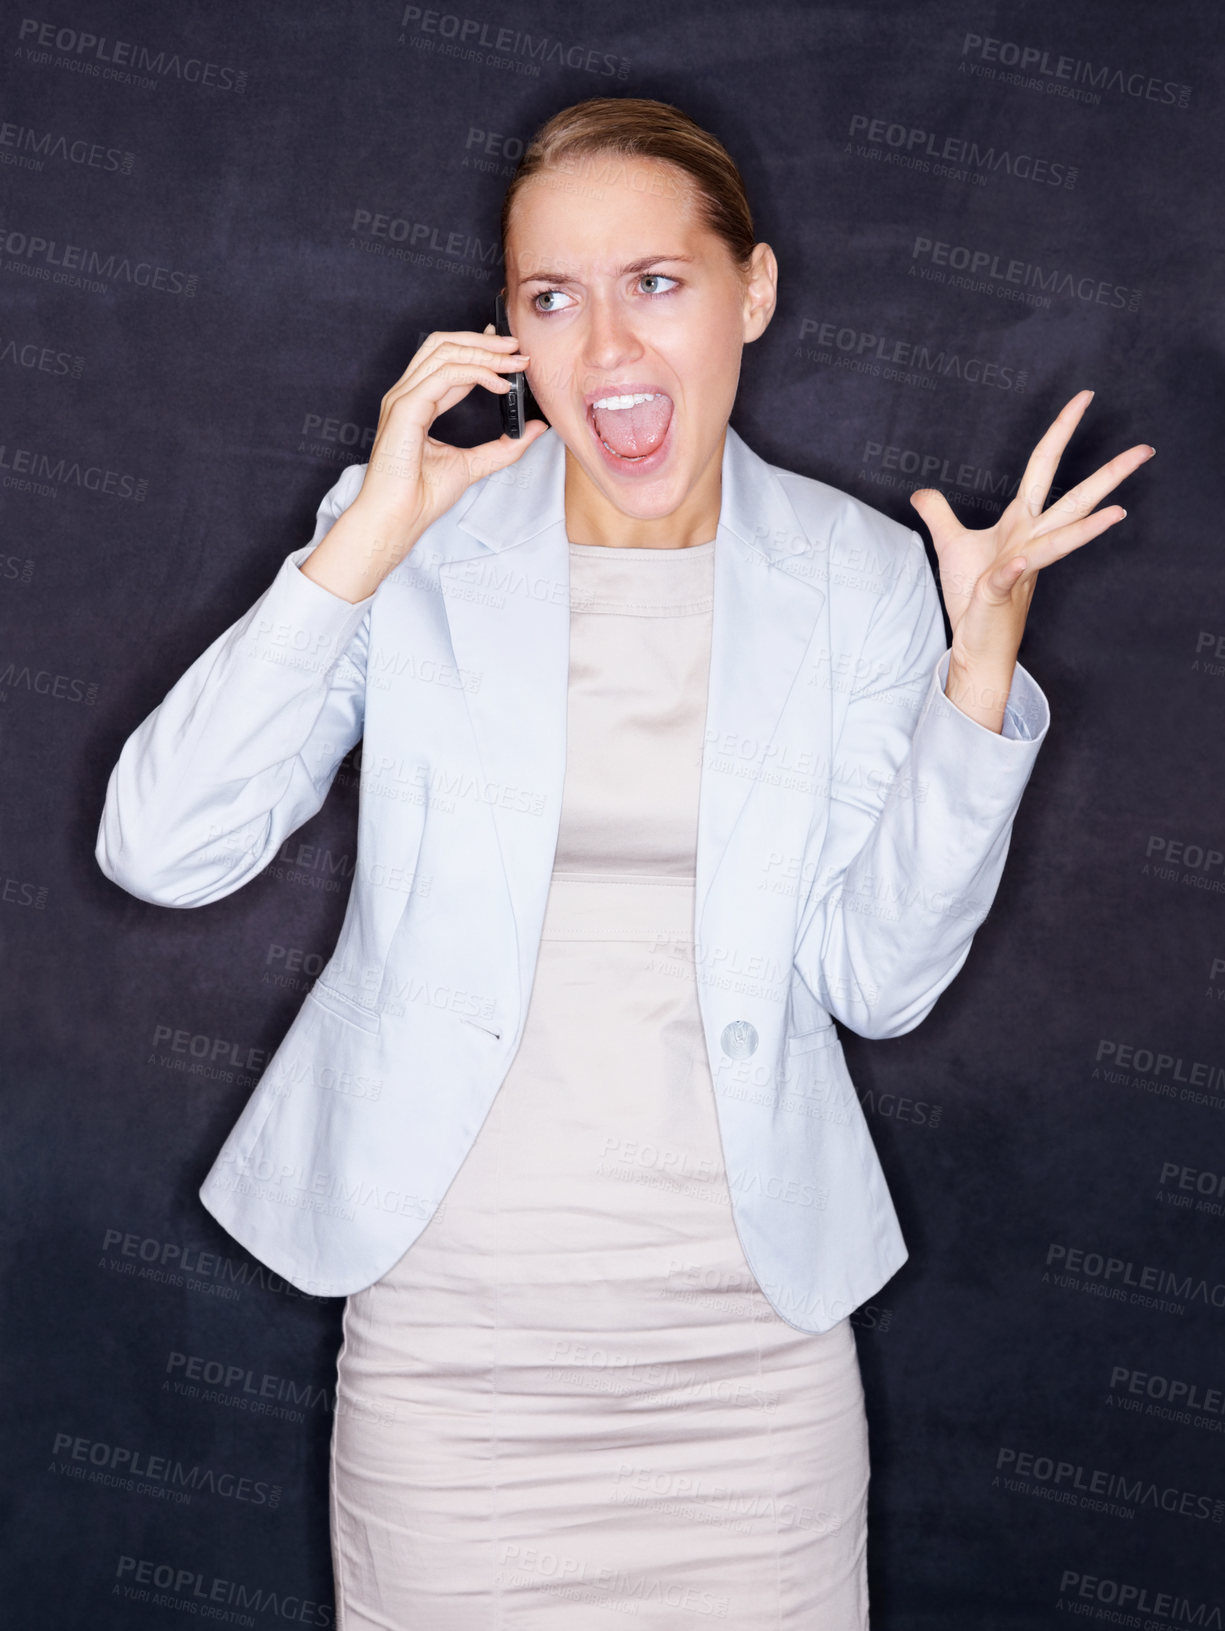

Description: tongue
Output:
[592,394,672,458]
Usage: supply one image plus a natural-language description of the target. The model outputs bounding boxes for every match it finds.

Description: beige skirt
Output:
[330,873,870,1628]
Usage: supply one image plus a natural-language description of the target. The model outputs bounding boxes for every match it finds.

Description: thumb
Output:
[909,486,958,541]
[464,420,548,482]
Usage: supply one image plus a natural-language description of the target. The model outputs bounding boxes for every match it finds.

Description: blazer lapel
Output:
[697,430,830,936]
[437,426,829,994]
[438,436,571,1002]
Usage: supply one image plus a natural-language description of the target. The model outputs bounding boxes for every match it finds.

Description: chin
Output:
[581,455,693,520]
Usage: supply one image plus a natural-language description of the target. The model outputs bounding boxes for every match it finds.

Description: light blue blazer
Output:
[96,425,1049,1330]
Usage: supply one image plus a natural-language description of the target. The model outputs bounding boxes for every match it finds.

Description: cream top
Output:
[552,539,716,880]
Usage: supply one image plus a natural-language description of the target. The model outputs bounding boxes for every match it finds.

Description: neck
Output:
[562,434,724,550]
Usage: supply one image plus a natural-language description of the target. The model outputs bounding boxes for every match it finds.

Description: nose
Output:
[581,290,643,377]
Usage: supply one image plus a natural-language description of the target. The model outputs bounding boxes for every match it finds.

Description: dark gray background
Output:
[2,1,1223,1624]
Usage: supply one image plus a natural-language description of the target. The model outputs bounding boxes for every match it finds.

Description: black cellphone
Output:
[494,293,545,437]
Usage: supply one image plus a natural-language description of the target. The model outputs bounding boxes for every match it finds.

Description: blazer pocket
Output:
[306,981,382,1034]
[786,1022,837,1056]
[458,1015,503,1042]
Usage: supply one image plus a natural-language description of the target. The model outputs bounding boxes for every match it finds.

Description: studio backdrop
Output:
[2,1,1223,1625]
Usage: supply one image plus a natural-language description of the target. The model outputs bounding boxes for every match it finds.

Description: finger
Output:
[390,343,530,404]
[393,329,526,387]
[1015,388,1094,518]
[1029,443,1154,538]
[417,328,524,354]
[435,332,525,360]
[382,362,520,432]
[379,374,501,435]
[1011,502,1127,572]
[981,554,1032,600]
[401,340,530,383]
[386,355,527,416]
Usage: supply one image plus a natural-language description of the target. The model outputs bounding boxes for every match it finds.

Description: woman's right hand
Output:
[299,325,548,604]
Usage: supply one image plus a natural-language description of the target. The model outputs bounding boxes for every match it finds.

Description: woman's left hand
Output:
[908,389,1155,731]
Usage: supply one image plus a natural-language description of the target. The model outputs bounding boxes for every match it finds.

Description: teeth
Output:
[591,392,659,411]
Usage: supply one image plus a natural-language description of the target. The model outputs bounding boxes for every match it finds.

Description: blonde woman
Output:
[97,97,1152,1628]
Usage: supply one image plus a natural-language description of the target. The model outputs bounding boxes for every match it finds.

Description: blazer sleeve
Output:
[792,528,1050,1040]
[95,463,374,909]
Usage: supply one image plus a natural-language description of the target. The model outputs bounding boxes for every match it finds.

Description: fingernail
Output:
[1145,445,1156,457]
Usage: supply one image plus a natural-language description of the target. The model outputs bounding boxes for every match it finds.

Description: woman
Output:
[97,98,1152,1628]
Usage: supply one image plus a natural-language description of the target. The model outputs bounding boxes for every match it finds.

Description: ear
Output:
[741,242,778,343]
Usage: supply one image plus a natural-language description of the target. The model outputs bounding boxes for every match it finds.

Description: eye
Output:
[531,288,574,314]
[638,273,679,295]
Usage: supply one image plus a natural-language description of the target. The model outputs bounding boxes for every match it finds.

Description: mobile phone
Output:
[494,293,546,437]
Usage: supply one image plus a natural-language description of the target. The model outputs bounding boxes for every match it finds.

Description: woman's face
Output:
[504,155,776,525]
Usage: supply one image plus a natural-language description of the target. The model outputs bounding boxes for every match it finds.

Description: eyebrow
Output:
[518,254,696,284]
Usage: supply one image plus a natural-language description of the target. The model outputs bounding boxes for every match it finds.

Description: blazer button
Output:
[720,1020,758,1059]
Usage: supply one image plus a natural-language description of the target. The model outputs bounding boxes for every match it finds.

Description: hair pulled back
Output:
[500,97,757,274]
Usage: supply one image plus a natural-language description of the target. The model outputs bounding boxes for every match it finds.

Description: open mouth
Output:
[586,390,674,462]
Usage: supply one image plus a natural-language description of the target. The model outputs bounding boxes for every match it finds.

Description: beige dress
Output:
[330,538,870,1628]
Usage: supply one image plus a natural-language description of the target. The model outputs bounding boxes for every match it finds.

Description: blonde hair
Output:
[500,97,757,273]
